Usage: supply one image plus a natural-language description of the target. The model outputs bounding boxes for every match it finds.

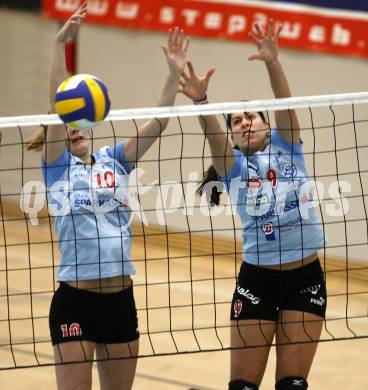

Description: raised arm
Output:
[179,61,234,177]
[248,20,301,144]
[124,28,190,163]
[44,2,87,164]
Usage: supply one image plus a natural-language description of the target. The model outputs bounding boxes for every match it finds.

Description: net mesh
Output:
[0,94,367,369]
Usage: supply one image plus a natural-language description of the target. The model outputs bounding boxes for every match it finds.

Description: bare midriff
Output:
[65,275,132,293]
[256,252,319,270]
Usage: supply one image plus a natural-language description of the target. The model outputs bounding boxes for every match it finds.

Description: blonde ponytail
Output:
[24,125,47,152]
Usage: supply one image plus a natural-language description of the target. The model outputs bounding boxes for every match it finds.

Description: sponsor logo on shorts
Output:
[310,297,325,306]
[300,284,321,295]
[233,299,243,318]
[236,286,261,305]
[261,222,276,241]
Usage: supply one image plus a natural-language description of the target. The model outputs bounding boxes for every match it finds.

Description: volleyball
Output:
[54,73,111,130]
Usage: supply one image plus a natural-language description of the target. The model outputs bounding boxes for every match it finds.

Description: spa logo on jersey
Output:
[262,222,276,241]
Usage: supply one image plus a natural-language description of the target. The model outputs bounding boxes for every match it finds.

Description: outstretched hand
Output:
[162,27,190,75]
[179,61,215,101]
[248,19,282,64]
[56,1,88,42]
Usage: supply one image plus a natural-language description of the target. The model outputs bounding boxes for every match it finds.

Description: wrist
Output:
[193,94,208,105]
[265,58,279,67]
[168,67,181,77]
[55,36,66,44]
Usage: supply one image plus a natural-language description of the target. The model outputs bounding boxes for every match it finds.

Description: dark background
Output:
[0,0,41,10]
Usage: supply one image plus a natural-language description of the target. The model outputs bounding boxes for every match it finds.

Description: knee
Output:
[229,379,259,390]
[275,376,308,389]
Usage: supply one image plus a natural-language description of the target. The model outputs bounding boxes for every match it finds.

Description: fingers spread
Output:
[253,22,265,38]
[161,45,169,57]
[187,60,196,78]
[182,36,190,53]
[205,67,215,81]
[171,26,179,47]
[267,19,274,39]
[177,28,184,49]
[181,70,190,81]
[168,28,174,48]
[275,23,283,38]
[248,32,259,45]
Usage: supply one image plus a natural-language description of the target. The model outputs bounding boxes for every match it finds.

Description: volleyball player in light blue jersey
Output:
[223,127,325,265]
[180,20,326,390]
[26,2,190,389]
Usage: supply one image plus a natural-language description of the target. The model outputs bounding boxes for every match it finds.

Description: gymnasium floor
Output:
[0,216,367,389]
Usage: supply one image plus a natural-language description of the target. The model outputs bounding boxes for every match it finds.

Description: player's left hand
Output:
[162,27,190,74]
[248,19,282,64]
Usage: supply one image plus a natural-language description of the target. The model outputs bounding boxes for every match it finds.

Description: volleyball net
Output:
[0,92,367,369]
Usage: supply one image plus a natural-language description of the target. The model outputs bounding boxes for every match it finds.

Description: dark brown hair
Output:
[197,111,266,206]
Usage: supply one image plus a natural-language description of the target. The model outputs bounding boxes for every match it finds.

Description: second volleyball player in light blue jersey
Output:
[26,2,190,389]
[223,125,325,265]
[180,19,326,390]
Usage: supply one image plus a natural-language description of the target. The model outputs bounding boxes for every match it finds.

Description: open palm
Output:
[162,27,190,74]
[180,61,215,101]
[248,19,282,64]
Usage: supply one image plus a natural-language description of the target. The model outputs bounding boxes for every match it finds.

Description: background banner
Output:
[43,0,368,58]
[267,1,368,11]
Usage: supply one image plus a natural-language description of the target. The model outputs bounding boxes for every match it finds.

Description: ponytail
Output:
[24,125,47,152]
[197,145,240,207]
[197,110,266,207]
[196,164,222,206]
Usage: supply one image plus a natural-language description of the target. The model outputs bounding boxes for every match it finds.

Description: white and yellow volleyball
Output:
[54,73,111,130]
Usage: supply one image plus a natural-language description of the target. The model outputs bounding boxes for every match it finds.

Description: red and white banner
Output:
[43,0,368,58]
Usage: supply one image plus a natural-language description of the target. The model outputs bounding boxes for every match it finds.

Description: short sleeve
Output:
[106,142,133,174]
[41,149,71,188]
[270,128,304,159]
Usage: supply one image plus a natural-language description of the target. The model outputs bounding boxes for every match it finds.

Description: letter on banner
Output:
[160,7,175,24]
[228,15,247,35]
[309,25,326,43]
[205,12,222,30]
[55,0,79,12]
[88,0,109,16]
[182,9,200,26]
[115,1,139,20]
[332,24,351,46]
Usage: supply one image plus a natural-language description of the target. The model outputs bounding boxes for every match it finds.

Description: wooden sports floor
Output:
[0,217,367,389]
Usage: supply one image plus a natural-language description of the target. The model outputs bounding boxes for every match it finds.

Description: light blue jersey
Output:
[221,129,325,266]
[42,143,135,281]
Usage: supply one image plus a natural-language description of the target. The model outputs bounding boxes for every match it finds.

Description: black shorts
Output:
[230,259,327,322]
[49,282,139,345]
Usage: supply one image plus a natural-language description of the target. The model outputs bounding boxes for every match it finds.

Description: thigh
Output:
[96,340,139,390]
[231,319,276,385]
[54,340,95,390]
[275,310,323,381]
